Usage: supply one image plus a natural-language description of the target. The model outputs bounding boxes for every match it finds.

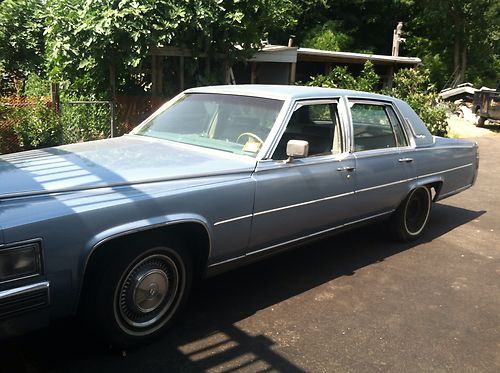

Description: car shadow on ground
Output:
[1,203,485,373]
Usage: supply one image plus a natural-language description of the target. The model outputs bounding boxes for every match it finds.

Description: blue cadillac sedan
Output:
[0,85,478,346]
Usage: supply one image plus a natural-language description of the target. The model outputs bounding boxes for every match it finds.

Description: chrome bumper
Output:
[0,281,50,319]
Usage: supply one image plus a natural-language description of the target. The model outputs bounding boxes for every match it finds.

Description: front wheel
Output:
[87,242,192,347]
[391,186,432,241]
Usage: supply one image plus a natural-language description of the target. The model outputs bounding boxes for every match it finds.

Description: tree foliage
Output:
[44,0,300,95]
[0,0,45,93]
[301,21,352,51]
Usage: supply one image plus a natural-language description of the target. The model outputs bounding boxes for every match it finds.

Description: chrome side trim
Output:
[254,191,354,216]
[419,163,473,179]
[0,281,49,301]
[356,178,415,193]
[214,214,253,226]
[208,210,394,268]
[249,210,394,256]
[437,184,472,200]
[214,163,474,226]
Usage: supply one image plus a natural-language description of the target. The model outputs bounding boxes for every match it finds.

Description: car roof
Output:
[185,84,395,102]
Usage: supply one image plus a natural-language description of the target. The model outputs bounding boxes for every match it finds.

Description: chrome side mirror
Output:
[286,140,309,162]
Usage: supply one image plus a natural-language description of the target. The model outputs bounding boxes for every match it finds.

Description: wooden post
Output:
[386,65,395,89]
[251,62,257,84]
[324,62,332,75]
[50,83,61,117]
[290,63,297,84]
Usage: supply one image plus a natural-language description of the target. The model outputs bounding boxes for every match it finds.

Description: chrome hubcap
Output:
[117,254,179,329]
[132,269,168,313]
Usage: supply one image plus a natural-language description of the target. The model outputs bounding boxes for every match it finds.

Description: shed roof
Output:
[249,45,421,66]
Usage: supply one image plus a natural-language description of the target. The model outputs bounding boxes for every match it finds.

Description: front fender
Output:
[75,213,212,311]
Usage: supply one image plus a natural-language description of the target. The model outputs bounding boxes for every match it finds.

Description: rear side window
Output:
[351,103,408,152]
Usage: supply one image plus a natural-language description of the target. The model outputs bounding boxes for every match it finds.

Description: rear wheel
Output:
[86,240,192,347]
[391,186,432,241]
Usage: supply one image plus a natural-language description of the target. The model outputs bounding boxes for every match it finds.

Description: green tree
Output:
[0,0,45,93]
[301,20,352,51]
[403,0,499,88]
[44,0,301,97]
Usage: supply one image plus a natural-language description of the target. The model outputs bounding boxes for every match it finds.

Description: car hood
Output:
[0,135,256,199]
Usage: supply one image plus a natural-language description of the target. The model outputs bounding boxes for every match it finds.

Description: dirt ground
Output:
[448,115,499,138]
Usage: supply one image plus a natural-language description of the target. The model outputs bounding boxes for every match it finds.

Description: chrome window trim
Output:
[347,98,412,154]
[255,152,355,171]
[262,98,343,160]
[0,281,49,301]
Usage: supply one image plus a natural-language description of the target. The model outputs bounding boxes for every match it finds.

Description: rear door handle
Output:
[398,158,413,163]
[337,166,356,172]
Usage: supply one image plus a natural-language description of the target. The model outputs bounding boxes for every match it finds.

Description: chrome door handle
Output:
[337,166,356,171]
[398,158,413,163]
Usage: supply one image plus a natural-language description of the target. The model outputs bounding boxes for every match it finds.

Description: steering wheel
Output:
[236,132,264,145]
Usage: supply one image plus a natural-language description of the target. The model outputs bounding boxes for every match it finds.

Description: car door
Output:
[348,99,413,218]
[248,100,357,254]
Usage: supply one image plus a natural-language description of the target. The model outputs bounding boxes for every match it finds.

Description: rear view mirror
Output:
[286,140,309,162]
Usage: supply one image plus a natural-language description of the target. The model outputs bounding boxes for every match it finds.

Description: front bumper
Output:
[0,281,50,338]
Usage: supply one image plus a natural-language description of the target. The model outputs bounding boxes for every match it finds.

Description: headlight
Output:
[0,243,42,283]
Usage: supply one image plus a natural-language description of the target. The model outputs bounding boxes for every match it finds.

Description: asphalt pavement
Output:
[2,136,499,373]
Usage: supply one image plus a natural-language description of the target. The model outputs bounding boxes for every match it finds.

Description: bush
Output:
[12,98,62,150]
[307,61,378,92]
[388,68,448,137]
[0,101,21,153]
[61,102,110,143]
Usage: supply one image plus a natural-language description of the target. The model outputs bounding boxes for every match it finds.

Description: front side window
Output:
[272,102,341,160]
[351,103,408,152]
[135,93,284,157]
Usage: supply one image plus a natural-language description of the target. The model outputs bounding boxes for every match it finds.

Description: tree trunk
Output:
[109,62,116,138]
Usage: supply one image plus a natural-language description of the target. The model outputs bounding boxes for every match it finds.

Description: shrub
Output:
[307,61,378,92]
[61,102,110,143]
[0,101,21,153]
[389,68,448,137]
[12,98,62,150]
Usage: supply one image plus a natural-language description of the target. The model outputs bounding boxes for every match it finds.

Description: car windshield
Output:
[135,93,284,156]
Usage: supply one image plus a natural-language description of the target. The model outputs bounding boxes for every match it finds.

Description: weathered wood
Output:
[290,63,297,84]
[251,62,257,84]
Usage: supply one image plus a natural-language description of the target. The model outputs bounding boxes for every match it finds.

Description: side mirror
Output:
[286,140,309,162]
